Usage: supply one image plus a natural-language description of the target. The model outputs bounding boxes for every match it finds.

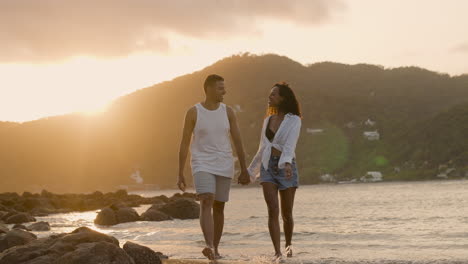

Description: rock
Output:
[94,206,140,226]
[0,227,134,264]
[57,241,135,264]
[0,224,7,234]
[21,197,43,211]
[0,212,16,222]
[115,189,128,197]
[5,213,36,224]
[140,208,172,222]
[40,189,54,198]
[29,207,56,217]
[27,221,51,231]
[159,198,200,219]
[12,224,30,231]
[169,192,197,201]
[123,241,163,264]
[90,191,104,199]
[0,229,37,253]
[146,195,169,204]
[116,208,140,223]
[94,207,117,226]
[21,192,36,198]
[0,205,8,213]
[60,226,119,245]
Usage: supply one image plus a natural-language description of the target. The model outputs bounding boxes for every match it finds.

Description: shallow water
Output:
[22,180,468,263]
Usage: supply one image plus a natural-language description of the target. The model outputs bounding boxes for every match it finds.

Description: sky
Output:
[1,0,468,122]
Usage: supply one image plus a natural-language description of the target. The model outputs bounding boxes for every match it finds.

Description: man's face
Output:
[209,80,226,102]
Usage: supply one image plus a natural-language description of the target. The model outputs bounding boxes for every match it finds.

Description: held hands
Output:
[237,169,251,185]
[285,163,293,180]
[177,173,186,192]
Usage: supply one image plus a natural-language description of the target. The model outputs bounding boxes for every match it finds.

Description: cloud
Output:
[0,0,345,63]
[451,42,468,53]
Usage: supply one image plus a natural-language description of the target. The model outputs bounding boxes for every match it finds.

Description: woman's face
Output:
[268,86,283,107]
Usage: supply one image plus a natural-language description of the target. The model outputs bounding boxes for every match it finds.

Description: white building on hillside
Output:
[365,118,376,126]
[360,171,383,182]
[306,128,324,134]
[363,131,380,140]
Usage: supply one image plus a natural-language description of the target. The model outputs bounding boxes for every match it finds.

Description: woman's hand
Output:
[285,163,293,180]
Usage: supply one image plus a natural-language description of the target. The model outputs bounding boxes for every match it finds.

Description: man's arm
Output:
[178,107,196,191]
[227,106,250,185]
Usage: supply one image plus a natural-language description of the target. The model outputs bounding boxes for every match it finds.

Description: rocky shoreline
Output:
[0,190,200,263]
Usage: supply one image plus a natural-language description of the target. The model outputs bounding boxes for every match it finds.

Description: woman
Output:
[248,82,302,260]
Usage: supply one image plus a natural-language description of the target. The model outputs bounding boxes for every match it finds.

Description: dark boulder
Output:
[140,208,172,222]
[94,206,140,226]
[0,229,37,253]
[12,224,30,231]
[27,221,51,231]
[5,213,36,224]
[94,207,118,226]
[0,227,135,264]
[116,208,140,223]
[56,241,135,264]
[123,241,164,264]
[0,224,7,234]
[159,198,200,219]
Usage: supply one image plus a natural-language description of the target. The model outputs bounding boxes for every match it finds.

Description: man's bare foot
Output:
[202,247,215,260]
[272,253,283,263]
[285,245,293,258]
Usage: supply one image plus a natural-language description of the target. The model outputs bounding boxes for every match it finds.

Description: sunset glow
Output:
[1,0,468,122]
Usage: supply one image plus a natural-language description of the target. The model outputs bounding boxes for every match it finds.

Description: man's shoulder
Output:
[225,104,235,117]
[185,106,197,121]
[187,105,197,113]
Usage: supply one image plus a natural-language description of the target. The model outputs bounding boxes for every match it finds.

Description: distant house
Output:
[320,174,335,182]
[364,118,376,126]
[345,122,356,128]
[130,169,143,184]
[437,168,456,179]
[306,128,324,134]
[360,171,383,182]
[233,104,243,113]
[363,131,380,140]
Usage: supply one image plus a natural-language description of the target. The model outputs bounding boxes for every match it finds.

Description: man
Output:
[178,74,250,260]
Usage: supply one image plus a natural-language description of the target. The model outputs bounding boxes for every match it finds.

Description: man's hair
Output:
[203,74,224,93]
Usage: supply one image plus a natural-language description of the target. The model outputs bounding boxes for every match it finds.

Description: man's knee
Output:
[198,193,214,208]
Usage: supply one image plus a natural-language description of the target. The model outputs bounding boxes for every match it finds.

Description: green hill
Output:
[0,53,467,192]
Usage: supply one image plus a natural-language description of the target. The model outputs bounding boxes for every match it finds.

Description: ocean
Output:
[25,180,468,263]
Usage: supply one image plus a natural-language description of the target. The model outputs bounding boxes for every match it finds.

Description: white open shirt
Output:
[247,113,302,182]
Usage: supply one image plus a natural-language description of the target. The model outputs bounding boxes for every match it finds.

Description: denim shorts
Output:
[260,156,299,190]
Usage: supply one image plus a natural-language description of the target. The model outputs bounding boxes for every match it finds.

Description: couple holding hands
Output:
[178,74,301,261]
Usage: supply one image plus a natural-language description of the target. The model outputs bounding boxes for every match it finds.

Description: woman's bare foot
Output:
[202,247,215,260]
[285,245,293,257]
[213,248,222,259]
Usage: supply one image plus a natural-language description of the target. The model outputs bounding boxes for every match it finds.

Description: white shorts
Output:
[193,171,232,202]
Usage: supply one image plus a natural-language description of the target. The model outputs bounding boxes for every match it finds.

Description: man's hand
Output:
[177,174,186,192]
[237,169,251,185]
[285,163,293,180]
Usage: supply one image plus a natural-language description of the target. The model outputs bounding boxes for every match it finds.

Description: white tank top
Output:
[190,103,234,178]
